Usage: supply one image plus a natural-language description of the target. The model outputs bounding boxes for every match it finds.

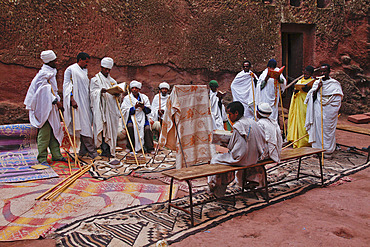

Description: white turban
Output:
[159,82,170,90]
[101,57,114,69]
[257,102,272,118]
[40,50,56,64]
[130,80,142,89]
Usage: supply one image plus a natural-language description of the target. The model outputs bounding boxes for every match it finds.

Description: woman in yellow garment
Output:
[287,66,315,148]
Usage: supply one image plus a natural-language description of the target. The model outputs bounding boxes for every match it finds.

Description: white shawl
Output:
[121,93,151,152]
[90,72,120,155]
[63,63,93,138]
[150,93,169,121]
[209,90,226,130]
[24,64,63,144]
[257,118,282,163]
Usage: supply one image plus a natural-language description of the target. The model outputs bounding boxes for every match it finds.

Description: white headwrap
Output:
[159,82,170,90]
[101,57,114,69]
[257,102,272,118]
[40,50,56,64]
[130,80,142,89]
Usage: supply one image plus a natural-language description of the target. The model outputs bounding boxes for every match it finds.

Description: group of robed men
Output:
[25,51,343,197]
[25,50,171,166]
[207,59,343,196]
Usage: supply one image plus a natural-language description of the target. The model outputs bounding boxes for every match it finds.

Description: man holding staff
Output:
[121,80,154,154]
[63,52,98,159]
[24,50,65,165]
[230,60,258,119]
[305,64,343,154]
[90,57,121,158]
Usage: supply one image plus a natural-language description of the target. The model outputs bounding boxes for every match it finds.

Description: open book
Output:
[106,82,126,95]
[267,66,285,80]
[294,78,315,91]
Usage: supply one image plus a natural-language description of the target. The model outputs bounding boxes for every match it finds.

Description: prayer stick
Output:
[71,107,80,168]
[320,86,325,167]
[127,90,146,159]
[278,83,287,138]
[115,97,140,167]
[45,163,92,200]
[282,133,309,150]
[36,166,84,200]
[251,72,257,121]
[48,81,80,168]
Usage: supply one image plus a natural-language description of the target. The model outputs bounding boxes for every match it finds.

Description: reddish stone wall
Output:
[0,0,368,124]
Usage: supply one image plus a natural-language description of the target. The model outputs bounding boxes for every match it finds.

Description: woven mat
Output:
[0,171,178,241]
[49,150,369,246]
[0,124,59,182]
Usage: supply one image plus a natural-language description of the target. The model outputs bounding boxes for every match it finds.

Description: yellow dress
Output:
[287,78,312,148]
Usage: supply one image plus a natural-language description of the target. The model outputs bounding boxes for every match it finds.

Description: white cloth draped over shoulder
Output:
[209,90,226,130]
[63,63,93,138]
[150,93,169,121]
[305,77,343,154]
[90,72,120,155]
[231,70,258,119]
[257,118,282,163]
[121,93,151,152]
[24,64,63,144]
[256,68,287,120]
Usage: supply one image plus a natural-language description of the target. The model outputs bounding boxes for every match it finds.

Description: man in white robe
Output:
[150,82,170,132]
[90,57,120,158]
[63,52,98,159]
[121,80,154,153]
[230,60,259,119]
[208,101,268,197]
[305,64,343,154]
[24,50,65,165]
[257,103,282,163]
[209,80,227,131]
[256,59,287,121]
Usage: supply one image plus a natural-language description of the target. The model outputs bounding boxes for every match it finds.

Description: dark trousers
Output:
[79,135,98,158]
[100,137,111,157]
[127,123,154,153]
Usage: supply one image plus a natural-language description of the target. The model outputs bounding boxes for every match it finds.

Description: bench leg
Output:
[319,152,324,186]
[297,157,302,180]
[168,178,174,214]
[186,180,195,227]
[262,166,269,203]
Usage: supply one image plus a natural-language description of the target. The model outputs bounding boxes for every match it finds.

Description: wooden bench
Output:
[163,147,325,226]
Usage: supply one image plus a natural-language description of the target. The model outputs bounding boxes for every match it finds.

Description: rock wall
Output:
[0,0,368,124]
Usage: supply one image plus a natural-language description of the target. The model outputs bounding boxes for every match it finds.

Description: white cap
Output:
[159,82,170,90]
[40,50,56,63]
[130,80,142,89]
[257,102,272,118]
[101,57,114,69]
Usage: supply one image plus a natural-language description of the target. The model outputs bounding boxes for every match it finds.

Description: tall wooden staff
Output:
[127,87,146,158]
[320,85,324,167]
[250,72,257,121]
[69,76,80,167]
[115,97,139,166]
[278,83,287,138]
[48,81,80,170]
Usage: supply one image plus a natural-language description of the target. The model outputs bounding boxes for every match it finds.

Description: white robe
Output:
[256,68,287,120]
[209,90,227,131]
[150,93,169,121]
[121,93,151,152]
[208,117,268,196]
[90,72,120,155]
[231,70,258,119]
[24,64,63,144]
[257,118,282,163]
[305,77,343,154]
[63,63,93,138]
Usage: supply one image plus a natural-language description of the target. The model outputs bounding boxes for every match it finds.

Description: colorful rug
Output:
[0,124,58,183]
[49,150,369,246]
[0,175,177,241]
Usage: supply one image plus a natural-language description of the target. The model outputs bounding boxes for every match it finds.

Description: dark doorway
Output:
[282,32,303,81]
[290,0,301,7]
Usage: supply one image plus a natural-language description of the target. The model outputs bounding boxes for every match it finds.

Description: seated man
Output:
[209,80,227,130]
[150,82,170,134]
[121,80,154,153]
[208,101,268,197]
[257,102,283,163]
